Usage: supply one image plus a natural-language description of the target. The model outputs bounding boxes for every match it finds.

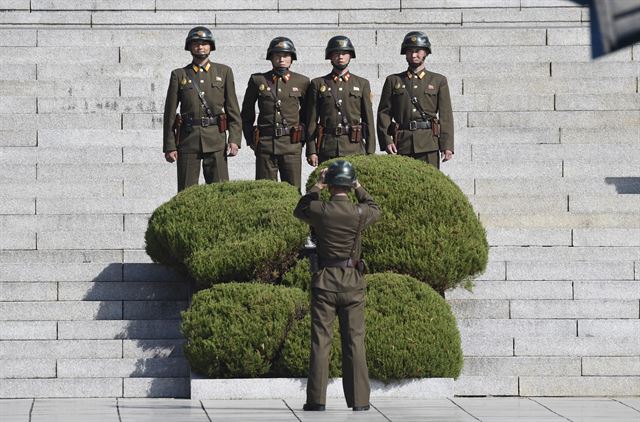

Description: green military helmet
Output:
[325,160,356,187]
[184,26,216,51]
[401,31,431,54]
[325,35,356,59]
[266,36,297,60]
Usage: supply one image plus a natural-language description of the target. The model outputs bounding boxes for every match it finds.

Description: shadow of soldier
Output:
[604,177,640,194]
[79,262,193,398]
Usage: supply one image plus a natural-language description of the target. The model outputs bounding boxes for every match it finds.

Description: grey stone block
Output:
[382,62,549,80]
[37,129,159,147]
[454,376,518,396]
[0,263,122,282]
[58,358,189,378]
[0,47,117,64]
[0,11,91,25]
[557,94,639,111]
[462,45,630,62]
[0,182,123,199]
[58,282,189,301]
[0,146,122,164]
[123,301,188,320]
[473,144,640,162]
[58,320,182,340]
[37,197,164,214]
[574,229,640,247]
[481,212,640,229]
[0,250,122,264]
[0,114,121,131]
[0,231,35,249]
[0,130,36,147]
[378,27,544,47]
[122,147,170,164]
[582,357,640,376]
[474,261,506,281]
[547,27,590,45]
[520,376,640,396]
[472,77,636,95]
[156,0,276,9]
[0,378,122,398]
[0,301,122,321]
[0,198,34,214]
[507,261,634,281]
[511,299,638,319]
[560,128,639,144]
[552,61,640,78]
[0,321,56,340]
[564,160,640,177]
[0,97,35,114]
[122,339,185,358]
[460,336,513,357]
[281,0,397,9]
[459,318,576,338]
[37,163,172,182]
[123,377,190,398]
[38,97,163,114]
[339,9,460,24]
[486,228,571,246]
[0,282,57,301]
[470,110,640,129]
[447,299,509,319]
[32,0,156,10]
[37,231,145,250]
[0,165,34,182]
[463,7,581,23]
[37,62,169,79]
[30,398,120,421]
[445,161,562,179]
[576,281,640,300]
[0,340,122,358]
[0,359,55,378]
[471,195,567,215]
[516,337,640,356]
[447,281,572,300]
[490,246,640,263]
[453,94,553,112]
[578,319,640,338]
[522,0,580,6]
[570,196,640,214]
[123,250,153,264]
[475,177,628,196]
[122,263,191,283]
[462,357,581,376]
[123,214,151,232]
[457,127,558,144]
[0,0,30,9]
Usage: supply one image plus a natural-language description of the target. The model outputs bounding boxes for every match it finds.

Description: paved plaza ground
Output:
[1,397,639,421]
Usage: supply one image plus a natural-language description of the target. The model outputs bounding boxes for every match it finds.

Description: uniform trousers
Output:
[405,150,440,169]
[255,151,301,190]
[307,287,370,408]
[177,150,228,192]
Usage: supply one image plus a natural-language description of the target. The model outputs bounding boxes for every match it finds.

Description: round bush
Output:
[306,155,488,294]
[274,272,463,381]
[145,180,308,288]
[181,282,308,378]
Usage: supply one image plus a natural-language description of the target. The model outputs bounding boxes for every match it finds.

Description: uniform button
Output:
[200,80,204,83]
[414,85,418,88]
[412,108,416,112]
[338,87,343,91]
[278,88,281,92]
[338,111,342,115]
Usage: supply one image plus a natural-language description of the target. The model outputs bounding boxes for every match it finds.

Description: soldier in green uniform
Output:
[241,37,310,190]
[376,31,454,169]
[305,36,376,167]
[163,26,242,191]
[294,160,381,412]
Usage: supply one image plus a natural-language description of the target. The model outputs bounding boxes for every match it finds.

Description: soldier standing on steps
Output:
[163,26,242,192]
[241,37,310,191]
[305,36,376,167]
[377,31,454,169]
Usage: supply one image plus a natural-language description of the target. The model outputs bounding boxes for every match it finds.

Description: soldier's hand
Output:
[385,144,398,155]
[315,168,328,190]
[441,149,453,162]
[165,151,177,163]
[307,154,319,167]
[227,143,239,157]
[353,179,361,189]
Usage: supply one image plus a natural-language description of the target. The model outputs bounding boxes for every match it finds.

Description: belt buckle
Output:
[335,126,343,136]
[409,121,417,131]
[201,117,209,127]
[274,127,283,137]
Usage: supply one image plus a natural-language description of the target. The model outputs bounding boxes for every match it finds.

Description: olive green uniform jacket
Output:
[163,62,241,154]
[241,70,310,155]
[305,72,376,161]
[294,186,381,292]
[376,69,454,155]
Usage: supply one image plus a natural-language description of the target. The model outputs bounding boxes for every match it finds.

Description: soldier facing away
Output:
[305,36,376,167]
[377,31,454,169]
[163,26,242,191]
[293,160,381,412]
[241,37,310,190]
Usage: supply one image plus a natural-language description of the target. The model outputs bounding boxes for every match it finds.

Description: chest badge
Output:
[215,76,222,81]
[394,82,401,89]
[292,87,299,92]
[428,84,435,90]
[353,86,360,91]
[319,85,326,93]
[180,78,188,86]
[259,83,266,91]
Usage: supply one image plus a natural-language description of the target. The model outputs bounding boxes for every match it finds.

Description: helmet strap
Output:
[273,66,289,76]
[332,62,348,72]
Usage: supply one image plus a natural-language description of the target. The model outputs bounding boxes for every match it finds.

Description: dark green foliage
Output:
[306,155,488,294]
[272,273,463,381]
[181,282,308,378]
[280,257,312,291]
[144,180,308,288]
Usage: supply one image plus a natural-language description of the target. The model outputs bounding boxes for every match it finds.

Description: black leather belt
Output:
[319,257,356,269]
[185,115,219,127]
[323,125,351,136]
[260,126,291,137]
[399,120,432,130]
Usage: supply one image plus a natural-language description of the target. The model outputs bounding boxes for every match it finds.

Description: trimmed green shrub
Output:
[145,180,308,288]
[280,257,312,291]
[181,282,308,378]
[306,155,488,294]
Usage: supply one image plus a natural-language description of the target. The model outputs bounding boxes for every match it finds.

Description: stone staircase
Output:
[0,0,638,398]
